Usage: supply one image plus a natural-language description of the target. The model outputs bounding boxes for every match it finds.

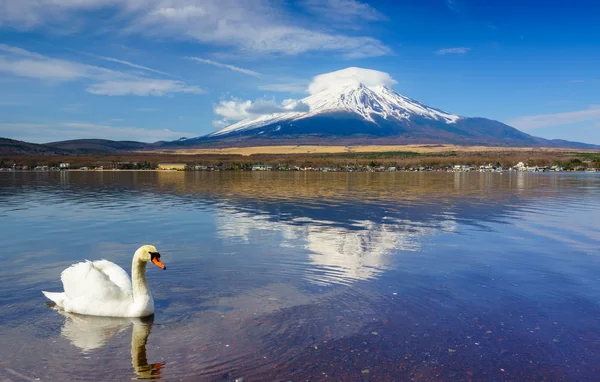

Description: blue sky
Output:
[0,0,599,144]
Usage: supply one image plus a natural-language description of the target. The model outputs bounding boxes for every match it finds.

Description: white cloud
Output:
[0,122,192,143]
[569,80,585,83]
[86,79,204,96]
[92,54,179,78]
[301,0,387,23]
[151,5,207,20]
[436,47,471,55]
[282,98,310,112]
[0,43,46,59]
[64,47,180,78]
[0,1,390,58]
[258,83,307,93]
[135,1,391,58]
[212,119,229,128]
[214,98,254,121]
[214,97,309,124]
[307,67,396,94]
[0,56,92,81]
[508,105,600,130]
[0,44,203,96]
[0,45,119,82]
[0,0,119,28]
[246,99,288,114]
[185,57,260,77]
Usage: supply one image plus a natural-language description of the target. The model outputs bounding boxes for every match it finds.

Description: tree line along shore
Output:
[1,149,599,172]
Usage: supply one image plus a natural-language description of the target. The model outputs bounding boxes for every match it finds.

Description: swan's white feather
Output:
[91,260,133,297]
[61,260,131,302]
[42,291,66,306]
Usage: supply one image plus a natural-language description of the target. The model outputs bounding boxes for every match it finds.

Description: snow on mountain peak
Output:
[206,67,462,138]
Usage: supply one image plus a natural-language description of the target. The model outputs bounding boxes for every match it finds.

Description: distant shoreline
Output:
[1,144,598,173]
[2,166,599,174]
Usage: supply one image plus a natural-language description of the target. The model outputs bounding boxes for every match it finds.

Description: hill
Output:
[46,139,153,153]
[0,138,71,156]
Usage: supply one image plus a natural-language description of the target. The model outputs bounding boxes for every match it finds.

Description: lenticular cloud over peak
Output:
[308,67,397,95]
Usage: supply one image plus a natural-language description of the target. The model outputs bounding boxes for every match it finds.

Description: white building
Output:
[513,162,527,172]
[252,164,273,171]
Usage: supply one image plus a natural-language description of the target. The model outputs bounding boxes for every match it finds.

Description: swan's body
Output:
[42,245,166,318]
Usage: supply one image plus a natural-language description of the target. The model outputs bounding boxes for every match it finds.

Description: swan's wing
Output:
[61,261,130,302]
[91,260,133,297]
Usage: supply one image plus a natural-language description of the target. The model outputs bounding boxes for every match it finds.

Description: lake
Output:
[1,171,599,381]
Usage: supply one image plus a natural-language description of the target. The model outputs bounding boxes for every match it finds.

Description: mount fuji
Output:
[208,84,462,139]
[172,69,594,149]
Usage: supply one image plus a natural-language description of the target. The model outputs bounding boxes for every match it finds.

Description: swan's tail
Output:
[42,291,66,308]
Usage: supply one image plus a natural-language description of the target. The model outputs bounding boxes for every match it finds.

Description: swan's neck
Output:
[131,258,151,301]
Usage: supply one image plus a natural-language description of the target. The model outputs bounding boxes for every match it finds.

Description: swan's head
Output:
[136,245,166,270]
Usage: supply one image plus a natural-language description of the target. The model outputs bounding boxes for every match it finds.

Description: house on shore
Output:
[252,164,273,171]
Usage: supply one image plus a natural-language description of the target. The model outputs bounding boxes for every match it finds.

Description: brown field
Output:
[144,144,586,156]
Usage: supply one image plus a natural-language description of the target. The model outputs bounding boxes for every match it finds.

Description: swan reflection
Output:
[53,309,164,379]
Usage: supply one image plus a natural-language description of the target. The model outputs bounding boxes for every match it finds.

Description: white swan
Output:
[42,245,166,317]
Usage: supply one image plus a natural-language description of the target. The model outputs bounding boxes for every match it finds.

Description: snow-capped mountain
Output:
[171,81,592,148]
[209,84,461,138]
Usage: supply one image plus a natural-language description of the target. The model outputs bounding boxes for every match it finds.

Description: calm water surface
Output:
[1,171,599,381]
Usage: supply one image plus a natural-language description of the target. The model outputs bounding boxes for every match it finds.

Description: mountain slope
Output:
[0,138,72,156]
[46,139,152,153]
[1,138,157,156]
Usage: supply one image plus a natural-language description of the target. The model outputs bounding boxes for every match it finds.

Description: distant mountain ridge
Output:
[0,138,156,156]
[47,139,155,153]
[0,138,71,156]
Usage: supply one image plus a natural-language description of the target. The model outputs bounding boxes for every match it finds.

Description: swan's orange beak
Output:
[152,257,166,270]
[150,252,166,270]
